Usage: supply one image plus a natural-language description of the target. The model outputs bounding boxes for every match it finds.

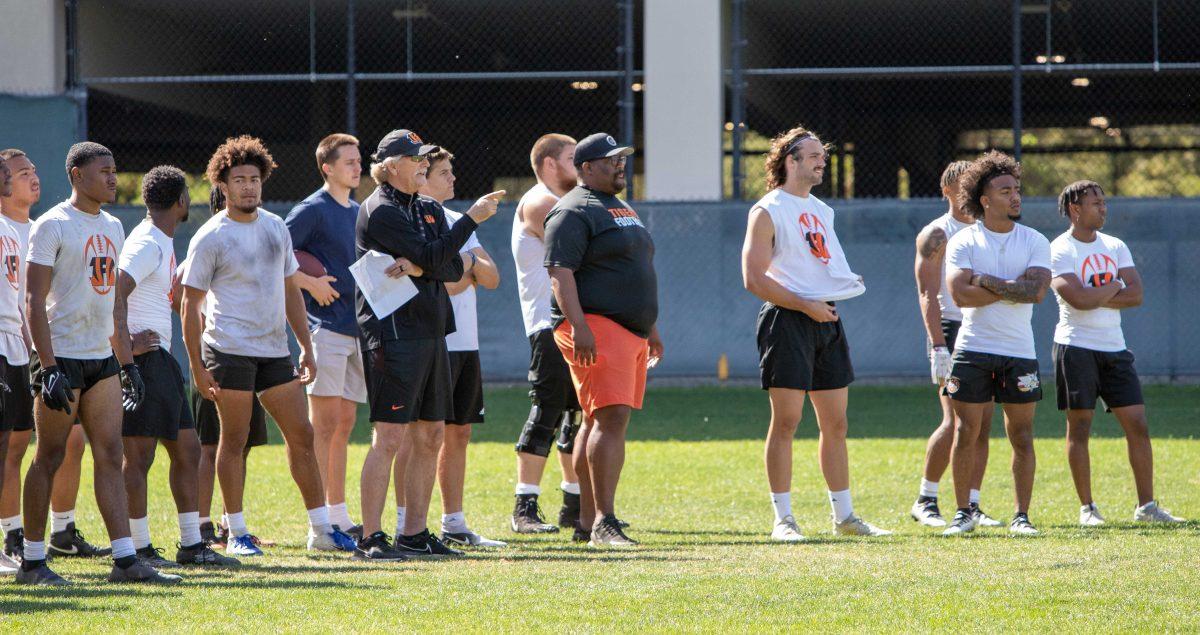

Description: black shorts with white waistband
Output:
[757,302,854,391]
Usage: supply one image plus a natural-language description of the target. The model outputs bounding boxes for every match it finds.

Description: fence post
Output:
[65,0,87,141]
[729,0,746,200]
[619,0,636,194]
[346,0,357,135]
[1011,0,1022,161]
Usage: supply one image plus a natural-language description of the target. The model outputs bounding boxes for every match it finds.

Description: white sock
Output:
[225,512,248,537]
[919,479,940,499]
[307,506,332,535]
[179,512,201,547]
[560,481,581,496]
[110,536,136,560]
[770,491,792,522]
[829,489,854,523]
[441,511,468,533]
[129,516,151,550]
[327,502,354,529]
[515,483,541,496]
[969,489,981,505]
[50,509,75,533]
[395,507,406,536]
[23,540,46,562]
[1,515,21,533]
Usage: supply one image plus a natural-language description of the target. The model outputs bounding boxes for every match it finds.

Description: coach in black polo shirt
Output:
[545,132,662,548]
[353,128,502,559]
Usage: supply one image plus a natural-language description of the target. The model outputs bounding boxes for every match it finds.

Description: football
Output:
[294,250,326,277]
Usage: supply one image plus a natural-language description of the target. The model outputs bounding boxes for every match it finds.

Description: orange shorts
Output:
[553,314,648,419]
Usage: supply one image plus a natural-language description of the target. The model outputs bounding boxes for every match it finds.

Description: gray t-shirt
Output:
[182,210,299,358]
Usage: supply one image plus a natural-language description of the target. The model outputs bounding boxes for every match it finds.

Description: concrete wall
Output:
[101,197,1200,383]
[0,0,64,95]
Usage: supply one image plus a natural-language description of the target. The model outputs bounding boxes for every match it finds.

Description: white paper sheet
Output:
[349,250,418,319]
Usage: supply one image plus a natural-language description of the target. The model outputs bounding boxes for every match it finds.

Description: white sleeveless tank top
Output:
[754,188,865,302]
[922,212,973,322]
[511,182,557,335]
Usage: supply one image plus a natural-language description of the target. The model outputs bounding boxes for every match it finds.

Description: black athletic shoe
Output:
[511,494,560,534]
[108,560,182,584]
[4,527,24,561]
[571,527,591,543]
[175,541,241,567]
[49,523,112,558]
[589,515,637,548]
[15,561,70,586]
[394,530,464,558]
[336,524,364,543]
[136,544,181,568]
[214,522,230,546]
[199,521,218,545]
[353,531,408,562]
[559,491,581,529]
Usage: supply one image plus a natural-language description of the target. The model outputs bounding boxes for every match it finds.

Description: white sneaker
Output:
[1134,501,1186,523]
[910,499,947,527]
[307,531,338,551]
[942,509,978,536]
[972,506,1003,527]
[441,530,508,548]
[1079,503,1106,526]
[833,514,893,537]
[0,551,18,575]
[1009,514,1039,535]
[770,515,806,542]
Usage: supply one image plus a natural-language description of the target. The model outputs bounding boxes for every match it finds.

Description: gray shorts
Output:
[307,328,367,403]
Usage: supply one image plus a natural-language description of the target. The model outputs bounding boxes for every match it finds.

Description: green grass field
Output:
[2,384,1198,632]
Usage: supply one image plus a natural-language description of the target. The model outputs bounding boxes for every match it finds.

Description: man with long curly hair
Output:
[181,136,355,557]
[741,126,889,542]
[942,150,1050,537]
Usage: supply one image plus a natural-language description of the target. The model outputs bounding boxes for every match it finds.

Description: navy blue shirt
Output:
[285,189,360,337]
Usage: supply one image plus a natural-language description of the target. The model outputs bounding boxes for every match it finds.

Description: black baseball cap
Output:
[371,129,439,162]
[572,132,634,166]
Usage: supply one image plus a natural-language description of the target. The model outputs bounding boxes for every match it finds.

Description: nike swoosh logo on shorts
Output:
[391,404,403,411]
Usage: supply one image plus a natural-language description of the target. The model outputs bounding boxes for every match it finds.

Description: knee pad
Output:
[555,409,582,454]
[515,401,563,457]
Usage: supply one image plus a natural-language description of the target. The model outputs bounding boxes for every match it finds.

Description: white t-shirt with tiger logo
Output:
[1050,230,1134,352]
[753,188,865,302]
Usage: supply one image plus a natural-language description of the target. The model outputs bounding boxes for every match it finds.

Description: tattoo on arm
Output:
[975,268,1051,303]
[916,227,948,259]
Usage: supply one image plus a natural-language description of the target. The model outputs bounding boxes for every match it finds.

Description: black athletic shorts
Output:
[1053,343,1143,412]
[757,302,854,391]
[528,328,579,412]
[447,350,485,425]
[946,350,1042,404]
[202,342,296,393]
[927,319,962,355]
[363,338,452,424]
[30,351,119,395]
[122,348,195,440]
[1,356,33,432]
[191,389,268,447]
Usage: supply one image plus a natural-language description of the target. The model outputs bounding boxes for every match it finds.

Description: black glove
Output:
[120,363,145,412]
[39,365,75,414]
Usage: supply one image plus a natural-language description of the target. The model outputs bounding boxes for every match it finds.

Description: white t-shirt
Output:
[921,212,973,322]
[945,223,1051,360]
[753,188,865,302]
[511,182,557,336]
[182,210,299,358]
[1050,231,1133,352]
[119,219,177,352]
[445,209,482,352]
[27,201,126,360]
[0,217,28,364]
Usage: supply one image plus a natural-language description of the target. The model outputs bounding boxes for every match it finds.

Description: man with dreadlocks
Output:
[942,151,1050,537]
[1049,180,1184,526]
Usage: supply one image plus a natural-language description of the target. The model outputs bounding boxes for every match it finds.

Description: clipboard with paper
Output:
[349,250,418,318]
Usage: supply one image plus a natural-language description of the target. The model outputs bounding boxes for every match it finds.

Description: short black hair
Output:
[1058,180,1104,218]
[65,141,113,179]
[141,165,188,210]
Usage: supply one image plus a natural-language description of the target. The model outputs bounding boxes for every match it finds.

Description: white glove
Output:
[930,346,952,385]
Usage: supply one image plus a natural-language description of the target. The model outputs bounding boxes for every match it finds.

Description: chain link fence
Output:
[725,0,1200,201]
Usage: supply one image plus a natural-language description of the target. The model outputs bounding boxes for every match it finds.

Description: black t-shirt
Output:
[355,184,475,349]
[543,185,657,338]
